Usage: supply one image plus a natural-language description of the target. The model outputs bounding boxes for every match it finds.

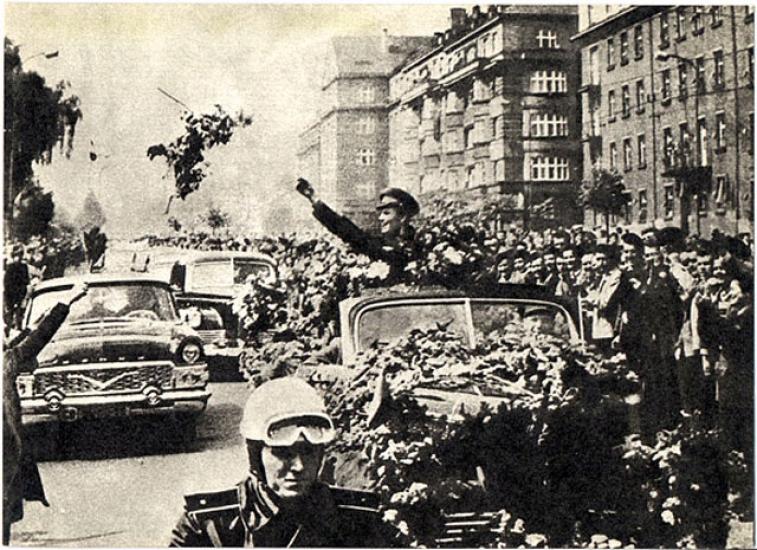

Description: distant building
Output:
[388,5,581,227]
[297,33,434,228]
[572,5,754,236]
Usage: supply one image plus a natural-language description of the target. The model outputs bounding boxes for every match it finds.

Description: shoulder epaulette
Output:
[329,486,381,513]
[184,487,240,519]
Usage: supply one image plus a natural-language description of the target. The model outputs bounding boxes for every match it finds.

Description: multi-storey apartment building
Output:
[297,33,433,228]
[388,5,581,226]
[573,5,754,236]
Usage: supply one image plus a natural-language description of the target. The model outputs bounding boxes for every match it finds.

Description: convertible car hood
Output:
[37,319,178,367]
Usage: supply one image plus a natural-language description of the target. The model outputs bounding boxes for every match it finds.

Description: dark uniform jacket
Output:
[3,303,69,526]
[170,480,394,547]
[311,201,415,284]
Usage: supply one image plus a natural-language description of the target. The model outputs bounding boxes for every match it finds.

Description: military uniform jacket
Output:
[311,201,415,283]
[169,481,394,548]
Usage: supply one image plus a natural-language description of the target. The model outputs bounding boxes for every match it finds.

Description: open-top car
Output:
[141,249,277,357]
[302,284,584,416]
[19,273,211,428]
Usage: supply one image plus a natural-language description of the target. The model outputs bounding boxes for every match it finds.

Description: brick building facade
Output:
[388,5,581,226]
[297,34,433,228]
[573,5,754,236]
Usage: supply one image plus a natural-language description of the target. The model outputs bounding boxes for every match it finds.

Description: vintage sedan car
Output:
[143,249,277,357]
[18,273,211,427]
[303,284,584,417]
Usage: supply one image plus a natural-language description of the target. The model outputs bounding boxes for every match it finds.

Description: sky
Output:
[5,3,452,237]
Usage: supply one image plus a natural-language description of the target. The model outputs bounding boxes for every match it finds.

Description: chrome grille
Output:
[34,362,174,396]
[196,329,225,344]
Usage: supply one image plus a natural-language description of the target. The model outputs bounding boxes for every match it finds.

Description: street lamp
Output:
[656,52,710,235]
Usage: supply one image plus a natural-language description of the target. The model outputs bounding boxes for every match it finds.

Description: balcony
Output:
[501,48,572,64]
[439,58,489,87]
[401,78,439,105]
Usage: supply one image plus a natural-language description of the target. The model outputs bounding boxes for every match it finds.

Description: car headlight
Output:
[174,365,209,388]
[179,341,203,364]
[16,375,34,398]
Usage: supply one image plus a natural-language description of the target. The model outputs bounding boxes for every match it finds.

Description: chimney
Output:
[449,8,467,32]
[381,28,389,53]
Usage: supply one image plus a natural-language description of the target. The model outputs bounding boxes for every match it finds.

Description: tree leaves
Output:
[146,105,253,200]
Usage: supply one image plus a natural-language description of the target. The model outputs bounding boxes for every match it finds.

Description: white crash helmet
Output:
[239,377,336,447]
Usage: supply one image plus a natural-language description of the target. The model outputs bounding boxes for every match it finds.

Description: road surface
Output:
[11,381,250,547]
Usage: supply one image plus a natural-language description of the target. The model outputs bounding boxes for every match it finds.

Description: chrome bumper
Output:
[21,388,211,424]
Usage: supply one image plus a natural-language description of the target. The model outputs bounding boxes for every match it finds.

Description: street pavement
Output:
[11,381,251,547]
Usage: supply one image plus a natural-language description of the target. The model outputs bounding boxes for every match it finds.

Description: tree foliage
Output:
[4,38,82,222]
[580,168,629,232]
[12,183,55,240]
[75,189,107,231]
[203,205,231,233]
[146,105,253,201]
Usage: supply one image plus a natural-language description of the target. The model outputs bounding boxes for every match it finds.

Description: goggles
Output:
[264,415,336,447]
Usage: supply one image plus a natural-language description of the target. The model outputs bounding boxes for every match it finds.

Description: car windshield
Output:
[357,301,470,351]
[27,283,176,326]
[470,301,572,341]
[233,260,274,285]
[355,299,573,352]
[191,259,274,292]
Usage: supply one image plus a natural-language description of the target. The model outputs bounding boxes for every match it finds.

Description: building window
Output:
[664,185,675,219]
[714,174,729,210]
[638,189,648,223]
[637,133,647,168]
[692,6,704,35]
[661,69,671,103]
[748,47,754,84]
[530,156,569,181]
[698,192,709,215]
[698,116,709,165]
[464,126,473,149]
[711,5,723,27]
[358,115,375,135]
[620,32,629,65]
[715,111,726,152]
[623,138,633,171]
[529,71,567,93]
[589,46,600,85]
[635,79,646,113]
[536,29,559,49]
[713,49,725,89]
[608,89,616,119]
[663,127,674,168]
[494,159,506,182]
[357,148,375,165]
[530,112,569,137]
[359,84,375,103]
[634,25,644,59]
[621,85,631,117]
[695,56,706,93]
[466,46,477,64]
[678,63,688,99]
[676,7,687,40]
[492,115,504,139]
[607,38,615,69]
[750,112,755,155]
[660,12,670,47]
[446,131,460,151]
[680,122,692,164]
[609,142,618,170]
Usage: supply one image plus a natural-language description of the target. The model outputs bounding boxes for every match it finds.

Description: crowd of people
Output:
[3,235,85,333]
[144,183,754,457]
